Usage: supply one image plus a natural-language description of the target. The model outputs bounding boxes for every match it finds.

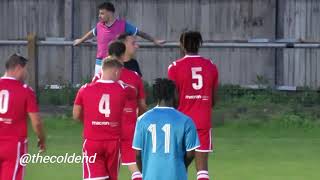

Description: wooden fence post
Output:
[65,0,74,84]
[27,33,38,95]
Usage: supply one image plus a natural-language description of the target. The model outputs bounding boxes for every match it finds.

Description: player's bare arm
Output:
[72,105,83,121]
[136,30,166,46]
[184,150,195,169]
[135,150,143,172]
[212,86,218,108]
[138,99,147,116]
[73,30,94,46]
[29,112,46,153]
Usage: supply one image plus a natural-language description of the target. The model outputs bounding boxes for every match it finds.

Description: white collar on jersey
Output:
[97,79,115,83]
[1,76,17,80]
[154,106,175,109]
[184,55,201,58]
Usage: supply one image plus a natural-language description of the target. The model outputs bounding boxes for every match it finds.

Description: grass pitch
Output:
[24,116,320,180]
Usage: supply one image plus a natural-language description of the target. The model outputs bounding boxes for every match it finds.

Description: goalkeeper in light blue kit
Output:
[132,78,200,180]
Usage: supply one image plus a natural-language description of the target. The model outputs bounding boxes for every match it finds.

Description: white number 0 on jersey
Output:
[191,67,203,90]
[99,94,110,117]
[0,90,9,114]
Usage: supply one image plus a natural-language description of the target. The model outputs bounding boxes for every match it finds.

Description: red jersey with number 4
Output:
[74,80,135,140]
[92,68,145,126]
[0,77,39,140]
[168,55,219,129]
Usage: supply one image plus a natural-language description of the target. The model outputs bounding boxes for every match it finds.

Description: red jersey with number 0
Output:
[168,55,219,129]
[0,77,39,140]
[74,80,135,140]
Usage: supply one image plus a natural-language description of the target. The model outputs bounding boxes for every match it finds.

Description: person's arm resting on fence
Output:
[137,30,166,46]
[73,28,95,46]
[125,21,165,46]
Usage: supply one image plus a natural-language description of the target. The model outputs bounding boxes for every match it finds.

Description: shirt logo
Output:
[123,108,134,113]
[185,95,209,101]
[92,121,119,127]
[0,118,13,124]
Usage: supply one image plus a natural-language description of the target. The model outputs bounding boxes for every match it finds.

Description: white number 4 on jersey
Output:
[99,94,110,117]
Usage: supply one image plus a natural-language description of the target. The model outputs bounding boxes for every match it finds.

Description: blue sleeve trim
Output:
[125,21,138,36]
[92,27,97,36]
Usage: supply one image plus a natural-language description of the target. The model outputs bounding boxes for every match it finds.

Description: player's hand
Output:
[73,39,82,46]
[153,39,166,46]
[37,138,46,153]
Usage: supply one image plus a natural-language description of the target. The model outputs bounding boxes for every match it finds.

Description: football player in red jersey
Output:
[92,40,146,180]
[168,31,219,180]
[0,54,46,180]
[73,58,136,180]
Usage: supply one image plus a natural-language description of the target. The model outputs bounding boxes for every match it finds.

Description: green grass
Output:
[31,86,320,179]
[24,116,320,180]
[30,86,320,179]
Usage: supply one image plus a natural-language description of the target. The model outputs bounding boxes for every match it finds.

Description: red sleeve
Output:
[125,86,137,100]
[137,77,145,100]
[74,85,86,106]
[118,81,137,100]
[26,89,39,113]
[167,62,176,82]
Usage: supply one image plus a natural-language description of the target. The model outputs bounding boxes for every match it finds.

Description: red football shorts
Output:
[120,138,136,165]
[120,123,136,165]
[82,139,120,180]
[196,128,213,152]
[0,139,28,180]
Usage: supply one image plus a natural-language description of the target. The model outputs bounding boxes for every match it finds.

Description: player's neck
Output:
[4,72,18,80]
[114,59,124,65]
[122,53,131,62]
[185,52,199,56]
[106,16,116,26]
[157,100,174,108]
[101,74,116,81]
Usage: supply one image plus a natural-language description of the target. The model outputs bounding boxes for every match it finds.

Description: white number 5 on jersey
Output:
[99,94,110,117]
[191,67,203,90]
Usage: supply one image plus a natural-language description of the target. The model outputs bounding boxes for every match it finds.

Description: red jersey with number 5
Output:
[74,80,135,140]
[0,77,39,140]
[168,55,219,129]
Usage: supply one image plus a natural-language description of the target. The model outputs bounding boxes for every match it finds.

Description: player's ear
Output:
[15,64,25,79]
[180,45,185,57]
[116,68,121,77]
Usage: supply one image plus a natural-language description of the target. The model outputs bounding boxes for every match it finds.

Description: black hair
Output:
[98,2,115,13]
[117,33,131,42]
[5,53,28,70]
[179,31,203,54]
[102,57,123,70]
[153,78,176,102]
[108,41,126,58]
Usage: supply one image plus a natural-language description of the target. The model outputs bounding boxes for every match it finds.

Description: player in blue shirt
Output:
[132,78,200,180]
